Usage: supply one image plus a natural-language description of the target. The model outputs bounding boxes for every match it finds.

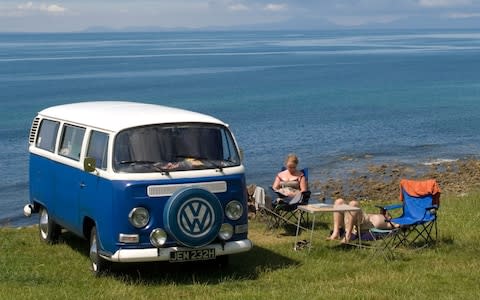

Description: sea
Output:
[1,29,480,227]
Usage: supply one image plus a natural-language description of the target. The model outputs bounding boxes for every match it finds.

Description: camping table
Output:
[294,204,362,251]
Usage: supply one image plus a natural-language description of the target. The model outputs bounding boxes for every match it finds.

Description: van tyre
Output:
[39,207,61,244]
[89,226,109,276]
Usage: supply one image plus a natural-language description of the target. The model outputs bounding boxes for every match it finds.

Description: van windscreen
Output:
[113,124,241,173]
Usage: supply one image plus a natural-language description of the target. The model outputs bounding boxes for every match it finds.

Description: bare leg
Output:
[327,198,345,240]
[343,200,361,243]
[368,214,396,229]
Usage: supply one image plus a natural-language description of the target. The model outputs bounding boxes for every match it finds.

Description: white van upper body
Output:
[29,101,245,180]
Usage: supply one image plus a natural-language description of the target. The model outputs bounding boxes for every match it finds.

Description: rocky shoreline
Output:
[309,158,480,202]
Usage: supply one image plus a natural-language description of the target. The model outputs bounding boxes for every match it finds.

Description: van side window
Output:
[87,131,109,170]
[221,129,239,163]
[36,119,59,152]
[59,124,85,161]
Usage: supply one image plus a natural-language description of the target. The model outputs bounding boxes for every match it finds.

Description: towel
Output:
[400,179,441,206]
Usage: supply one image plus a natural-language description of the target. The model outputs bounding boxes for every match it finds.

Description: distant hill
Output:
[82,15,480,33]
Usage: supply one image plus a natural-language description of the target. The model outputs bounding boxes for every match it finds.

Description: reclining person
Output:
[327,198,397,243]
[272,153,308,206]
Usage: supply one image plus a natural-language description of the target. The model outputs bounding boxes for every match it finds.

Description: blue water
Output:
[1,29,480,227]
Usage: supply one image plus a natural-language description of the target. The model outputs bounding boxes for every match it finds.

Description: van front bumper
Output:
[106,239,253,263]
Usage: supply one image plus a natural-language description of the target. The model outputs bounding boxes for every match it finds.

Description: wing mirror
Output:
[84,157,97,173]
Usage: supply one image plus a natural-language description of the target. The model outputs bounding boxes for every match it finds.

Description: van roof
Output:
[38,101,226,132]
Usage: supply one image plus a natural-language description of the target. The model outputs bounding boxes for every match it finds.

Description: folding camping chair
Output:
[254,169,311,230]
[270,189,311,230]
[371,178,440,251]
[265,168,312,232]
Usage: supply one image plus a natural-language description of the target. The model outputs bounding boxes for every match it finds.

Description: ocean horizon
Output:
[1,28,480,227]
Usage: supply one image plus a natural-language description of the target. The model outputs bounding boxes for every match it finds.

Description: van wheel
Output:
[39,207,61,244]
[89,226,108,276]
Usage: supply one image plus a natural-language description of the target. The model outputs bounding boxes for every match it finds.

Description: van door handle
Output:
[80,182,87,188]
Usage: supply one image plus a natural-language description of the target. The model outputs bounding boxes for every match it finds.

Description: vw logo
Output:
[177,198,215,238]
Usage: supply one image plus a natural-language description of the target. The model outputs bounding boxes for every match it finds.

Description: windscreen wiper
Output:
[152,162,173,175]
[119,160,156,165]
[207,161,224,172]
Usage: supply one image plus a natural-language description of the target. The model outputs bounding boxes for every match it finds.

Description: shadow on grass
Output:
[438,235,455,245]
[264,219,330,237]
[60,231,300,284]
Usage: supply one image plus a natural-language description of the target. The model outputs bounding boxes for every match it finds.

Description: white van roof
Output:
[38,101,227,132]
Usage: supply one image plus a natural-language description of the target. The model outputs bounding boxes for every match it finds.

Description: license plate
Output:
[169,248,216,262]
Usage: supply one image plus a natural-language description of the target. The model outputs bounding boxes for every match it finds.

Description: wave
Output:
[0,181,31,228]
[0,63,319,82]
[2,44,480,63]
[307,147,461,170]
[0,213,35,228]
[422,158,459,166]
[0,181,29,192]
[0,52,290,62]
[2,29,480,64]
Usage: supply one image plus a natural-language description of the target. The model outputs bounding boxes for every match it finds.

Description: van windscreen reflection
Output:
[113,123,240,173]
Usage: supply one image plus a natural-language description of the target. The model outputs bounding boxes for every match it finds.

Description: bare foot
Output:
[326,235,340,241]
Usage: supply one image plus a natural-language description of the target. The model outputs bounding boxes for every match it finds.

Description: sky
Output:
[1,0,480,32]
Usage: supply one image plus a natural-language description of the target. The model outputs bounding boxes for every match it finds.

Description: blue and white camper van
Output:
[25,101,252,274]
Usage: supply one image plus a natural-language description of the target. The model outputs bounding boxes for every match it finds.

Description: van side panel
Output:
[29,153,56,214]
[30,153,85,236]
[79,172,114,244]
[54,161,83,231]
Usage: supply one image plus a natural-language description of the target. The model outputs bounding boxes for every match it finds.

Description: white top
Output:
[38,101,226,132]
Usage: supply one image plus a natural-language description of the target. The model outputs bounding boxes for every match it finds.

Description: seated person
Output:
[272,153,308,205]
[327,198,397,243]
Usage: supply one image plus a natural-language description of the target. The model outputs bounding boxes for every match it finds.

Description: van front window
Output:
[113,124,241,173]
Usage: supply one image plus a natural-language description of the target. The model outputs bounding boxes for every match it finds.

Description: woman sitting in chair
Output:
[327,198,397,243]
[272,153,308,205]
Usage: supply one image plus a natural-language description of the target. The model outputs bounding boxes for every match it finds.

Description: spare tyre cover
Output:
[163,187,223,248]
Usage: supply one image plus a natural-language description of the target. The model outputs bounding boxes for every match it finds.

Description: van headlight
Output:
[150,228,167,247]
[225,200,243,220]
[218,223,234,241]
[128,207,150,228]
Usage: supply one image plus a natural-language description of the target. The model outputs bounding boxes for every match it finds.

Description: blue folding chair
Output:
[373,179,440,249]
[264,168,311,232]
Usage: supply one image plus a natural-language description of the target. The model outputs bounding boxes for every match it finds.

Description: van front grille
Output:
[147,181,227,197]
[29,117,40,145]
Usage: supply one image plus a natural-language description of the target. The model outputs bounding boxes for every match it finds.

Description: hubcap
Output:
[39,209,49,239]
[90,231,98,272]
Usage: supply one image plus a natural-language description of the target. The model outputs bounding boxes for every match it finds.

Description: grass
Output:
[1,192,479,299]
